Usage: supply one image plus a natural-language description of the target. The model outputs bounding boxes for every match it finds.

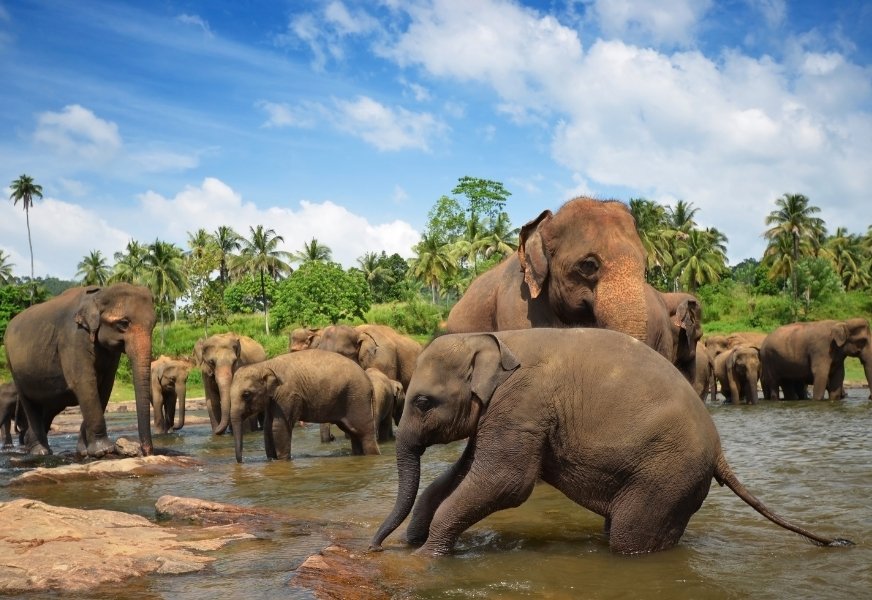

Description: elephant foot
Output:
[77,435,115,458]
[2,442,14,451]
[26,442,52,456]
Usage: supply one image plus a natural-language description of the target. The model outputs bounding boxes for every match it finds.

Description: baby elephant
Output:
[371,328,852,556]
[366,368,405,442]
[229,349,380,463]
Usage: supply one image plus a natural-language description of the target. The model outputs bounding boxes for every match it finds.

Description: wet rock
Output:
[290,544,400,599]
[155,495,316,537]
[114,436,143,457]
[0,498,252,593]
[6,455,202,486]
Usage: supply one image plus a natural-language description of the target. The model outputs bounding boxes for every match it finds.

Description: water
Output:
[2,390,871,599]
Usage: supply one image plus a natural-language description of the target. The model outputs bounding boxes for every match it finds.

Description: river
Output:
[1,390,870,599]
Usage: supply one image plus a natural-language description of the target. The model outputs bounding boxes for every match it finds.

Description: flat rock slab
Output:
[0,498,252,593]
[155,494,316,534]
[6,455,202,486]
[291,544,401,599]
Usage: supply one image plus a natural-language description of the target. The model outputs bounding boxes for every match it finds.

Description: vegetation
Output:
[8,173,43,304]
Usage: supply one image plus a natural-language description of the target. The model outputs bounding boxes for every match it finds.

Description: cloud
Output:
[176,14,213,37]
[33,104,122,163]
[257,100,321,128]
[747,0,787,28]
[280,1,381,70]
[589,0,714,47]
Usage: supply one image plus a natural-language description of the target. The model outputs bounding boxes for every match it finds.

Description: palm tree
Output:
[293,238,332,265]
[9,174,43,303]
[234,225,293,334]
[187,228,213,260]
[410,233,456,303]
[212,226,241,285]
[764,193,826,308]
[451,213,489,275]
[357,251,390,296]
[671,229,728,293]
[144,239,186,343]
[111,240,149,284]
[823,227,870,291]
[481,211,518,259]
[76,250,110,286]
[629,198,674,283]
[667,200,699,233]
[0,250,14,285]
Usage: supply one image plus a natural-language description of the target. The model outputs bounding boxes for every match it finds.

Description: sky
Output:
[1,0,871,281]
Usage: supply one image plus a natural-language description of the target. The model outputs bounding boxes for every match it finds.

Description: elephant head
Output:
[316,325,360,361]
[727,346,761,405]
[833,318,872,391]
[372,333,519,549]
[74,283,156,454]
[229,364,278,463]
[289,327,322,352]
[662,292,703,365]
[518,199,649,342]
[150,356,191,433]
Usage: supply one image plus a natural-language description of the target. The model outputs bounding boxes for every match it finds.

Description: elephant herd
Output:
[0,196,861,558]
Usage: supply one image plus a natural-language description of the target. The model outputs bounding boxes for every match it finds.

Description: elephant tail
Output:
[713,453,854,547]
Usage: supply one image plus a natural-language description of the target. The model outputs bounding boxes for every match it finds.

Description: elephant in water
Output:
[371,328,852,556]
[0,382,26,449]
[3,284,156,457]
[150,356,193,433]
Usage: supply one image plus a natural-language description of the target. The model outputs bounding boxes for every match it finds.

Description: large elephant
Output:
[150,356,192,434]
[760,319,872,401]
[366,368,405,442]
[444,198,675,363]
[370,329,851,555]
[194,332,266,434]
[724,345,762,405]
[3,284,155,456]
[0,382,26,449]
[317,324,422,391]
[229,349,379,462]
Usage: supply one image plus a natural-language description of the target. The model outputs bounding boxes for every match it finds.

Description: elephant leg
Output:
[164,394,176,433]
[377,415,394,442]
[19,397,51,455]
[264,400,294,460]
[74,373,115,457]
[337,418,380,456]
[320,423,335,443]
[406,439,476,546]
[1,419,12,449]
[827,363,845,400]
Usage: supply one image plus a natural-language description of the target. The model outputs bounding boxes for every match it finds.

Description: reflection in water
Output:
[1,391,870,599]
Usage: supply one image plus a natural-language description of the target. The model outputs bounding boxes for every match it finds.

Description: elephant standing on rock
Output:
[366,368,405,442]
[371,329,852,556]
[229,349,379,462]
[194,333,266,434]
[150,356,192,434]
[0,382,26,449]
[3,284,155,457]
[760,319,872,401]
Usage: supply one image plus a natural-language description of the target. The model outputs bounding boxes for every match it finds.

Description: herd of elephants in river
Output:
[1,197,866,555]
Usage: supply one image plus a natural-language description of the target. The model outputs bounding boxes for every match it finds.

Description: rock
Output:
[155,495,315,536]
[0,498,252,593]
[114,436,142,457]
[6,455,202,486]
[290,544,399,599]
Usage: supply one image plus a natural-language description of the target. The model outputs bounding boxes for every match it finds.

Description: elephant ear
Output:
[671,299,700,359]
[832,323,849,348]
[262,368,281,397]
[467,334,521,406]
[518,210,553,299]
[74,287,103,343]
[357,331,379,363]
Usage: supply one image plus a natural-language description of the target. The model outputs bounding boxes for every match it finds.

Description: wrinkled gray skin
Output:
[371,329,851,555]
[648,289,703,384]
[3,284,155,457]
[760,318,872,401]
[366,368,405,442]
[288,327,322,352]
[725,346,762,405]
[194,333,266,434]
[229,349,379,463]
[0,382,26,449]
[150,356,192,433]
[693,342,716,403]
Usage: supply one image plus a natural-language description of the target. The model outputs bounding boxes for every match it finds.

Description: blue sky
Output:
[1,0,870,280]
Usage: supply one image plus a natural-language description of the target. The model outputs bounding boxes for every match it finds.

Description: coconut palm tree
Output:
[481,211,518,259]
[234,225,293,335]
[76,250,110,286]
[451,213,489,275]
[8,174,43,303]
[410,233,456,303]
[111,240,149,284]
[293,238,333,265]
[629,198,674,283]
[822,227,870,291]
[357,251,390,296]
[212,226,241,285]
[144,239,186,343]
[671,229,728,293]
[667,200,699,233]
[764,193,826,307]
[187,228,213,260]
[0,250,14,285]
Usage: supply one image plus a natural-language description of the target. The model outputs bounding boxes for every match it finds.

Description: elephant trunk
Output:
[213,364,234,435]
[232,416,244,463]
[370,438,424,550]
[174,381,186,430]
[744,369,758,404]
[126,333,154,456]
[594,261,648,344]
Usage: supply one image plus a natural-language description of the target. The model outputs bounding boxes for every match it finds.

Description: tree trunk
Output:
[260,269,270,335]
[26,208,34,305]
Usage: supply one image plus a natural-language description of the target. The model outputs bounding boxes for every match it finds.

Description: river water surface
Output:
[2,390,870,599]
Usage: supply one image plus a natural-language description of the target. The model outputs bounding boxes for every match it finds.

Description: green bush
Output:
[366,300,447,336]
[271,262,371,331]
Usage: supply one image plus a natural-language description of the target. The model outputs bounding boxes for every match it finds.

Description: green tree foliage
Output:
[76,250,110,286]
[111,240,149,284]
[8,174,43,298]
[271,261,371,331]
[233,225,293,335]
[144,239,187,344]
[213,225,241,285]
[182,234,227,335]
[0,283,47,338]
[451,176,511,221]
[0,250,14,285]
[292,238,333,265]
[370,252,410,303]
[795,256,844,313]
[224,275,277,314]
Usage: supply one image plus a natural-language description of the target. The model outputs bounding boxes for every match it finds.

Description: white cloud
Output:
[333,96,447,151]
[281,2,381,70]
[257,100,321,128]
[747,0,787,28]
[33,104,122,163]
[590,0,713,47]
[176,14,213,37]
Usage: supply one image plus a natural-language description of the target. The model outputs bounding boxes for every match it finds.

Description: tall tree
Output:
[76,250,110,286]
[481,211,519,259]
[629,198,674,287]
[8,174,43,303]
[187,228,213,261]
[293,238,333,265]
[764,193,826,309]
[144,239,187,343]
[357,251,390,297]
[671,229,728,293]
[234,225,293,334]
[822,227,870,291]
[111,240,149,284]
[212,225,241,285]
[666,200,699,233]
[451,212,489,275]
[451,176,512,222]
[0,250,14,285]
[410,232,456,304]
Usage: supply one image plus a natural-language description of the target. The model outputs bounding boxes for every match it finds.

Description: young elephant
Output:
[725,345,762,405]
[0,382,26,449]
[366,368,405,442]
[371,329,852,556]
[150,356,193,433]
[229,349,380,462]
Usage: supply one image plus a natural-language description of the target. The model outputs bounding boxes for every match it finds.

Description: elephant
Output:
[289,327,322,352]
[194,332,266,434]
[693,342,716,402]
[370,329,852,556]
[229,349,380,462]
[366,368,405,442]
[705,331,766,359]
[760,318,872,401]
[0,381,26,449]
[648,289,703,384]
[150,356,192,434]
[724,345,762,405]
[3,284,155,457]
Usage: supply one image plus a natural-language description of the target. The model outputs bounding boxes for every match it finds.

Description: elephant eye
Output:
[575,257,600,278]
[115,318,131,332]
[413,394,436,412]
